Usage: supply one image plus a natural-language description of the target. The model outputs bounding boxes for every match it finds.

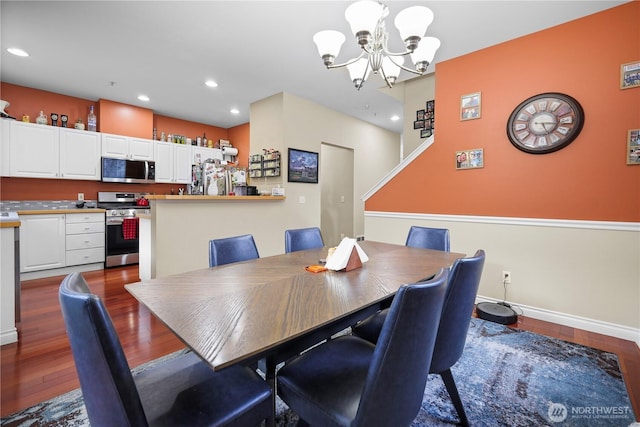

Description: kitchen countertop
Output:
[16,209,106,215]
[146,195,285,201]
[0,212,20,228]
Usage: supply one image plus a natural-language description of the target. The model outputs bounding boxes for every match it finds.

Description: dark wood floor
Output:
[1,265,639,420]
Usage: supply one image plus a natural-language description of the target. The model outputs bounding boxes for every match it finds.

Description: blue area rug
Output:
[1,318,636,426]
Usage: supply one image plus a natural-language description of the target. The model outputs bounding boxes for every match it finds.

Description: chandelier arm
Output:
[397,62,423,76]
[386,55,424,76]
[327,51,367,69]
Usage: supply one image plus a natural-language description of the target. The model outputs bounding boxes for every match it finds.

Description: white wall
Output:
[364,212,640,342]
[250,92,401,239]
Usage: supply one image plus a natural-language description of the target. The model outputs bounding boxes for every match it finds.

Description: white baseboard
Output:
[21,263,104,281]
[476,295,640,348]
[0,328,18,346]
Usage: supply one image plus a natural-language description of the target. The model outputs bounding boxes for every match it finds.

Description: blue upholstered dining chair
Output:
[277,269,449,427]
[405,225,450,251]
[352,250,486,427]
[209,234,260,267]
[284,227,324,253]
[59,272,272,427]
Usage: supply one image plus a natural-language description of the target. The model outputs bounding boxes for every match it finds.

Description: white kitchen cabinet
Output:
[65,213,105,266]
[7,121,60,178]
[59,128,101,180]
[2,121,101,180]
[154,141,192,184]
[20,214,66,273]
[192,146,222,164]
[102,133,154,160]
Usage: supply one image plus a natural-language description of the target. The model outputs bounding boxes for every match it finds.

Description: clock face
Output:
[507,93,584,154]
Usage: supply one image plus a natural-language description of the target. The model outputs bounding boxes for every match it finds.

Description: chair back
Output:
[405,225,450,252]
[430,249,485,374]
[354,269,448,427]
[59,273,148,427]
[209,234,260,267]
[284,227,324,253]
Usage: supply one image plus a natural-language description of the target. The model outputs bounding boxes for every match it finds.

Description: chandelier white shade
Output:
[313,0,440,90]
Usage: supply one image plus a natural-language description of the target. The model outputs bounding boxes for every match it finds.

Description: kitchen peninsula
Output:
[140,194,286,279]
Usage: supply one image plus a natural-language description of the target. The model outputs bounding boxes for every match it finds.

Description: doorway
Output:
[320,143,354,247]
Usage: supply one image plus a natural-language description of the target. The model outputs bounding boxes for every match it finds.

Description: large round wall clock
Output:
[506,92,584,154]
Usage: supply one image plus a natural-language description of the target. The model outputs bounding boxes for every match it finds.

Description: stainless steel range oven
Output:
[98,192,149,268]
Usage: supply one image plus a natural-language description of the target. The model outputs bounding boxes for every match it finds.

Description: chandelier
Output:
[313,0,440,90]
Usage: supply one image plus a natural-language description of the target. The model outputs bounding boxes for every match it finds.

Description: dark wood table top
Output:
[125,240,464,371]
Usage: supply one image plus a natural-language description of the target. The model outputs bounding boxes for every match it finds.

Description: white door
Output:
[101,133,130,159]
[59,128,101,180]
[174,144,193,184]
[9,121,60,178]
[20,214,66,272]
[154,141,173,183]
[129,138,155,160]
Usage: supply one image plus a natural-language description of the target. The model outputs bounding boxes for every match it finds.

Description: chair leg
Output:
[440,369,470,427]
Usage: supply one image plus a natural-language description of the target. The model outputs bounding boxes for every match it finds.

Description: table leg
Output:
[265,358,277,427]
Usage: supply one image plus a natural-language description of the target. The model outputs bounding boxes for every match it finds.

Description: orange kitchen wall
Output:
[153,114,228,150]
[0,177,178,202]
[1,83,250,200]
[0,83,96,127]
[227,122,250,168]
[98,99,153,139]
[366,2,640,222]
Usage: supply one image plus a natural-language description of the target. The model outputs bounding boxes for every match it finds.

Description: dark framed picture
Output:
[416,109,425,120]
[420,128,432,138]
[288,148,318,183]
[414,120,425,129]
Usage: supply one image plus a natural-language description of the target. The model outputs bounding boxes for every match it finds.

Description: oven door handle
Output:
[106,218,124,225]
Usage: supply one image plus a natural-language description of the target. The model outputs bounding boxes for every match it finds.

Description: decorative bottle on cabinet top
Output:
[36,110,47,125]
[87,106,97,131]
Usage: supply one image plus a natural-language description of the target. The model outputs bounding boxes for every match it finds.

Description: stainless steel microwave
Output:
[101,157,155,183]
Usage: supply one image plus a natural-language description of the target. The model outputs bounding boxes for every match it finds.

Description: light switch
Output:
[340,195,345,203]
[299,196,305,204]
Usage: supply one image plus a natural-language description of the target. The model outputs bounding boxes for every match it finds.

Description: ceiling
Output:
[0,1,626,134]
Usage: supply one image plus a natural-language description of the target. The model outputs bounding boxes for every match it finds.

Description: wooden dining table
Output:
[125,240,464,426]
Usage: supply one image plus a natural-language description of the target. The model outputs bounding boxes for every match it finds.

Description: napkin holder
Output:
[340,247,363,272]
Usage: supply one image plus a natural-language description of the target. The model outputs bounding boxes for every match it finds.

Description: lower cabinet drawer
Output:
[66,222,104,235]
[66,233,105,250]
[66,247,105,266]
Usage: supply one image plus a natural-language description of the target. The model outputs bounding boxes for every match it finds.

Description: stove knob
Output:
[109,210,118,217]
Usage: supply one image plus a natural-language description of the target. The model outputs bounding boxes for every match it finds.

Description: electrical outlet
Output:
[502,271,512,284]
[77,193,84,201]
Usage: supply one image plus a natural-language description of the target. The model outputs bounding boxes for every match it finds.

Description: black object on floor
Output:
[476,302,518,325]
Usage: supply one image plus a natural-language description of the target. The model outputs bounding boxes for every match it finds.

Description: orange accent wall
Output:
[0,177,179,201]
[227,122,250,168]
[98,99,154,139]
[0,82,96,127]
[153,114,228,148]
[366,2,640,222]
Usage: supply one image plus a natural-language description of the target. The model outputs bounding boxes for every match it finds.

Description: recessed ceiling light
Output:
[7,48,29,57]
[390,115,400,121]
[230,108,240,115]
[138,95,150,102]
[205,80,218,88]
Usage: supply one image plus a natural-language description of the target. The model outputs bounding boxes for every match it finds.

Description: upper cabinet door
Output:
[59,128,101,180]
[101,133,130,159]
[9,121,60,178]
[129,138,154,161]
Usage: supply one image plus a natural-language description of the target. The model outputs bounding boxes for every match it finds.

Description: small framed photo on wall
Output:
[620,61,640,90]
[460,92,481,120]
[456,148,484,170]
[627,129,640,165]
